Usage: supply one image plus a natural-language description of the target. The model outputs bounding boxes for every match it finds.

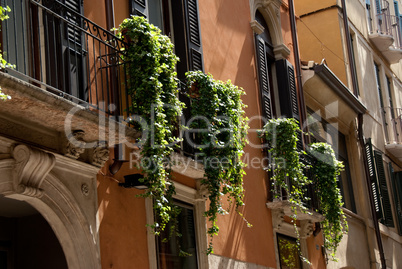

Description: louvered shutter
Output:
[375,0,382,14]
[255,36,273,120]
[275,59,300,121]
[374,150,394,226]
[184,0,203,71]
[389,164,402,234]
[130,0,148,17]
[275,59,302,150]
[364,139,383,220]
[394,1,402,44]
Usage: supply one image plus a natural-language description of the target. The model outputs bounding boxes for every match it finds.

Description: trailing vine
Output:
[259,118,310,206]
[117,16,184,237]
[259,118,348,261]
[186,71,249,254]
[308,142,348,261]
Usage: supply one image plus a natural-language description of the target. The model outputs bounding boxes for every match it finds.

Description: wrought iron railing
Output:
[382,107,402,144]
[368,0,402,50]
[390,15,402,50]
[268,156,321,213]
[371,0,392,36]
[1,0,132,119]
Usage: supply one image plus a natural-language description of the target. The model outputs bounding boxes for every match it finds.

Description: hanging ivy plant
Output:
[259,118,348,261]
[186,71,249,254]
[259,118,310,206]
[308,142,348,261]
[117,16,184,237]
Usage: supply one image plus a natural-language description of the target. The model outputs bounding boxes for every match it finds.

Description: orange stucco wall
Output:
[199,0,275,267]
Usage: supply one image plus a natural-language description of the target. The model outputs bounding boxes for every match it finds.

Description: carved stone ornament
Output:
[88,141,110,167]
[250,20,265,35]
[65,130,86,159]
[196,179,209,201]
[81,183,90,196]
[271,208,285,230]
[12,144,56,198]
[300,220,314,239]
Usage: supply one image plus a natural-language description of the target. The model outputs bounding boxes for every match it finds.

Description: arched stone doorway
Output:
[0,196,68,269]
[0,141,101,269]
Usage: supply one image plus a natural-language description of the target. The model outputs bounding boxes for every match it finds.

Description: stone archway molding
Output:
[0,144,101,269]
[249,0,291,59]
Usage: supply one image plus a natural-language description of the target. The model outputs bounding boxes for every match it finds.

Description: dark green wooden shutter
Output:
[275,59,301,150]
[130,0,148,17]
[256,36,273,120]
[184,0,203,71]
[364,139,383,220]
[275,59,299,121]
[374,150,394,226]
[389,164,402,234]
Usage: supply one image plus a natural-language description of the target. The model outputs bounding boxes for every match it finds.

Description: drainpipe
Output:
[340,0,387,267]
[288,0,307,134]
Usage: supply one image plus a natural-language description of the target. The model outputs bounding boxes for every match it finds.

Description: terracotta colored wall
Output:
[296,7,348,85]
[87,0,327,267]
[198,0,275,267]
[295,0,337,17]
[97,160,150,269]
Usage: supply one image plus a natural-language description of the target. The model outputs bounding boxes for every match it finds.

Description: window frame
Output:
[145,182,208,269]
[307,108,357,213]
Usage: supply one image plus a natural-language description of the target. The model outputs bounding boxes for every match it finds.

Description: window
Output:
[389,163,402,235]
[374,63,389,142]
[366,0,373,33]
[254,11,300,125]
[277,234,302,269]
[364,139,394,226]
[350,33,360,95]
[2,0,87,99]
[130,0,203,156]
[130,0,203,79]
[156,201,198,269]
[307,109,356,212]
[254,10,275,121]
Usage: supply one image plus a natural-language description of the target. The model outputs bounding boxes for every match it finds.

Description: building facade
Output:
[296,0,402,268]
[0,0,401,269]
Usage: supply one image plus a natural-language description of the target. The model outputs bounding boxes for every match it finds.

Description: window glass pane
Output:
[157,202,198,269]
[277,234,302,269]
[148,0,163,31]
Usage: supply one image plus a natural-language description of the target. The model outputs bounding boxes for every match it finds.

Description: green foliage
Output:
[186,71,249,254]
[0,5,12,101]
[308,142,348,261]
[259,118,310,205]
[260,118,348,262]
[117,16,184,237]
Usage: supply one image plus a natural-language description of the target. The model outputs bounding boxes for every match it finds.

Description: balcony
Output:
[383,107,402,161]
[266,174,324,222]
[0,0,138,157]
[368,1,402,63]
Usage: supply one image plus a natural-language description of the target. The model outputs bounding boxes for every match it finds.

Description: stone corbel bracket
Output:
[65,130,86,159]
[195,178,209,201]
[12,144,56,198]
[300,220,314,239]
[271,208,285,230]
[88,141,110,167]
